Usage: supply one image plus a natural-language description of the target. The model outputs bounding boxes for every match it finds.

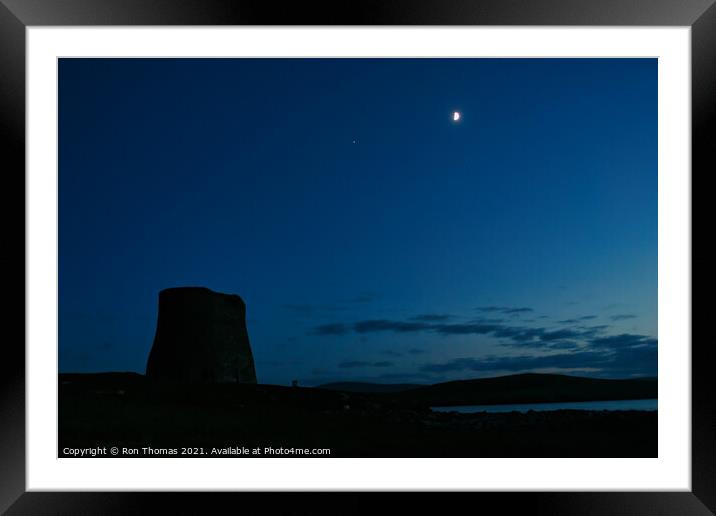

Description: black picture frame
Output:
[1,0,710,513]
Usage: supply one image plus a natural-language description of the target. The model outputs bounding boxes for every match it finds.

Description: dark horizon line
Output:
[57,369,658,384]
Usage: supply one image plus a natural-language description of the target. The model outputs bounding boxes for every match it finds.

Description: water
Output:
[431,398,657,414]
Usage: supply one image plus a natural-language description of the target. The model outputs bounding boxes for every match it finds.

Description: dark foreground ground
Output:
[59,373,657,458]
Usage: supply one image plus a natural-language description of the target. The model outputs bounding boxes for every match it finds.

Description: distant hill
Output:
[59,372,657,407]
[396,373,657,407]
[317,382,423,393]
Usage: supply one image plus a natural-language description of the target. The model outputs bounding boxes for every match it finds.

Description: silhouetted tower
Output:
[146,287,257,384]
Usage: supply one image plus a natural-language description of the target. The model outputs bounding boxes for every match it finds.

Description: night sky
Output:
[59,58,657,386]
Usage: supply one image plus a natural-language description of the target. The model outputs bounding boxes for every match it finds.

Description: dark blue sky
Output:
[59,58,657,385]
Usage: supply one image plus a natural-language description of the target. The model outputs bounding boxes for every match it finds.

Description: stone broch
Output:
[146,287,257,383]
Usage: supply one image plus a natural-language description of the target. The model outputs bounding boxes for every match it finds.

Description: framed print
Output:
[2,0,712,513]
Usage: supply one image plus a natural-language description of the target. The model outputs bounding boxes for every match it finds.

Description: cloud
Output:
[309,313,656,377]
[338,360,395,369]
[610,314,637,321]
[492,326,546,342]
[545,340,581,350]
[476,306,534,315]
[354,319,433,334]
[338,361,370,369]
[539,328,584,341]
[434,323,502,336]
[558,315,597,324]
[603,343,657,376]
[312,323,350,336]
[410,314,453,322]
[581,325,609,334]
[419,331,657,376]
[590,333,657,349]
[470,317,505,324]
[408,348,425,355]
[311,317,610,348]
[504,307,535,315]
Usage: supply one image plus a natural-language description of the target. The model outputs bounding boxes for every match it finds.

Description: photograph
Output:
[3,0,710,508]
[58,57,658,459]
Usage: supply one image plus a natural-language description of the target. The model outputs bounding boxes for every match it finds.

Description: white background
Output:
[26,27,691,491]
